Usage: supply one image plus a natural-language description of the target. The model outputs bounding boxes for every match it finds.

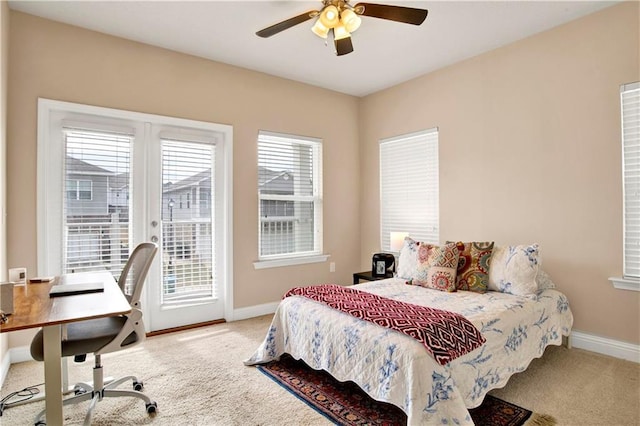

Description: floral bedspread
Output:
[245,278,573,425]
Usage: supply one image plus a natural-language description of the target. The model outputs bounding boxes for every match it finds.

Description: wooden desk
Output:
[1,272,131,426]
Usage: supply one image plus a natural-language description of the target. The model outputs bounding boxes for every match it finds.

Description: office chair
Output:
[30,242,159,425]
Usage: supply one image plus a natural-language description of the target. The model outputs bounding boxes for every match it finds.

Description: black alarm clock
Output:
[372,253,396,277]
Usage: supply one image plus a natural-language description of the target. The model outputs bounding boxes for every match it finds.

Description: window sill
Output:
[253,254,330,270]
[609,276,640,292]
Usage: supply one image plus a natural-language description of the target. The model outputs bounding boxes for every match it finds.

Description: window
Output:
[620,82,640,282]
[63,128,132,275]
[66,179,93,201]
[256,131,323,263]
[380,129,439,251]
[161,139,215,297]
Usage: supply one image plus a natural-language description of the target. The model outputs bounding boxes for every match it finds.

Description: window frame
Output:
[36,98,234,321]
[253,130,328,269]
[610,82,640,291]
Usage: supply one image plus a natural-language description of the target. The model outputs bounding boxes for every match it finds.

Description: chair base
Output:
[34,359,157,426]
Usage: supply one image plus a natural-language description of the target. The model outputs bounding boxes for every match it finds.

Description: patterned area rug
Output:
[258,354,541,426]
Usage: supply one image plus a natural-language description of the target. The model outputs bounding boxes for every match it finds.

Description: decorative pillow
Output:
[488,244,540,295]
[397,237,420,280]
[410,242,460,292]
[448,241,494,293]
[536,269,556,290]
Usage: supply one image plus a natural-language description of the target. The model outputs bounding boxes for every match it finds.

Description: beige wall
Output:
[1,0,9,363]
[5,2,639,351]
[360,2,640,344]
[6,12,361,345]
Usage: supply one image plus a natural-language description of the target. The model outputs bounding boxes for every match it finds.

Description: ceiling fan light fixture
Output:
[256,1,428,56]
[311,19,330,38]
[319,5,340,28]
[340,8,362,33]
[333,23,351,41]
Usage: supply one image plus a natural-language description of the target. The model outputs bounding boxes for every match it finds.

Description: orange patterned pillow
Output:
[448,241,494,293]
[410,242,460,292]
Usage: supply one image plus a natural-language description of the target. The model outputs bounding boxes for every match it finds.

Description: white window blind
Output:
[63,129,132,277]
[258,131,322,259]
[161,139,216,300]
[380,129,439,251]
[621,82,640,278]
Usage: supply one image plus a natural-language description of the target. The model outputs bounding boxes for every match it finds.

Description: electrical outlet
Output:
[9,267,27,285]
[329,262,336,272]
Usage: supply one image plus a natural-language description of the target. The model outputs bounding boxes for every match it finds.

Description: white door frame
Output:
[36,98,234,329]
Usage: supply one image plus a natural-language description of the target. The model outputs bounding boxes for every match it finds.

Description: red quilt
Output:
[284,284,486,365]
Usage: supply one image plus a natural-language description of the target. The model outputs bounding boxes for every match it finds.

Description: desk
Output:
[0,272,131,426]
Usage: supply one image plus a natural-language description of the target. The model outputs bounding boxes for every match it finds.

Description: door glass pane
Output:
[63,130,131,278]
[162,140,215,302]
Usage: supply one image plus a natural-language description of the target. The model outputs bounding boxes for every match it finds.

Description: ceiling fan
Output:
[256,1,428,56]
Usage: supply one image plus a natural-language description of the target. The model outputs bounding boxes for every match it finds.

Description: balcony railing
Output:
[259,217,298,257]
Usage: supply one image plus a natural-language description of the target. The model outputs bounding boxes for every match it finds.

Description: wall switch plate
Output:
[329,262,336,272]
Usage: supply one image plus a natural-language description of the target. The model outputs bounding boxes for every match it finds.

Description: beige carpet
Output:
[1,315,638,425]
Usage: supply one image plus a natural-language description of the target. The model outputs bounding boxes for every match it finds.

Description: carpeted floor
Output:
[1,315,639,425]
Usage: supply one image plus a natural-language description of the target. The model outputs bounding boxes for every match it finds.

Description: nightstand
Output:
[352,271,394,284]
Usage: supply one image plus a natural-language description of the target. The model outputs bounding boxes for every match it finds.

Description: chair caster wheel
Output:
[35,421,46,426]
[146,401,157,414]
[133,381,144,391]
[73,386,87,396]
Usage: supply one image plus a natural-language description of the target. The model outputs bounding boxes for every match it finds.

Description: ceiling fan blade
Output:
[256,10,318,38]
[334,36,354,56]
[353,3,428,25]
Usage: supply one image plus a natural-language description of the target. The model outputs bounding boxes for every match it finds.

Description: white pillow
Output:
[536,269,556,290]
[488,244,540,295]
[397,237,419,280]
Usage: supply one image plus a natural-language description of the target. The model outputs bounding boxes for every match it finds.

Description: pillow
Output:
[536,269,556,290]
[488,244,540,295]
[397,237,420,280]
[448,241,494,293]
[409,242,460,292]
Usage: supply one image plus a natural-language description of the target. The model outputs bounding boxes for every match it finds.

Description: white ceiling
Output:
[8,0,618,97]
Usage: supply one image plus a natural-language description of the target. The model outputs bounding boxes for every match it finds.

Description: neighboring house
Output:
[108,172,129,211]
[258,167,308,257]
[65,156,115,217]
[259,167,294,217]
[161,169,212,266]
[162,168,212,223]
[64,156,128,273]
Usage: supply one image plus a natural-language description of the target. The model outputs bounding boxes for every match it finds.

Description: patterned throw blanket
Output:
[284,284,486,365]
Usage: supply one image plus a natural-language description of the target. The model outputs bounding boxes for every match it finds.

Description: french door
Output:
[38,99,233,332]
[143,126,227,331]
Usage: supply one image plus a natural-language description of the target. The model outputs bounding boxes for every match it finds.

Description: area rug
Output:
[258,354,555,426]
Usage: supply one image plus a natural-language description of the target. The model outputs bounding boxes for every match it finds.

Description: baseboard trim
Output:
[9,346,33,364]
[570,330,639,363]
[230,301,279,322]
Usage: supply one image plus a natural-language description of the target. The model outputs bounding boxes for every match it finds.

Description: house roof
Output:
[65,156,114,177]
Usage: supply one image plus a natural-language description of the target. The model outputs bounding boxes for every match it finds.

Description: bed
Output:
[245,242,573,425]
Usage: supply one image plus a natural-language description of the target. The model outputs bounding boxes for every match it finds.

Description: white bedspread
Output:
[245,278,573,425]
